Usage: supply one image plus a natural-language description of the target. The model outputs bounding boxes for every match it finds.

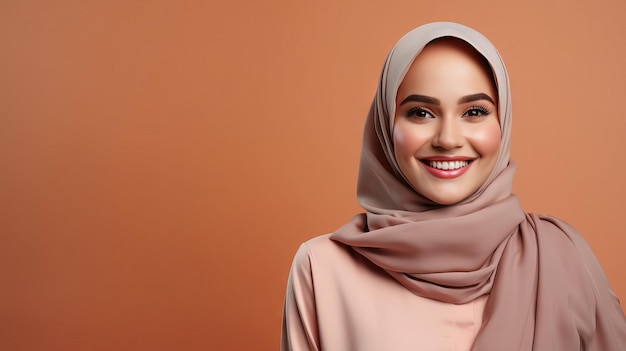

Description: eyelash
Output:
[406,107,434,119]
[463,105,492,118]
[405,105,492,120]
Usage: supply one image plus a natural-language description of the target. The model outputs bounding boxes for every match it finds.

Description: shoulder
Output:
[288,232,389,290]
[524,212,597,262]
[303,234,349,256]
[290,234,361,271]
[524,212,589,249]
[525,212,578,236]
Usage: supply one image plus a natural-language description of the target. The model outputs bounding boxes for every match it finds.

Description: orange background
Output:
[1,1,625,350]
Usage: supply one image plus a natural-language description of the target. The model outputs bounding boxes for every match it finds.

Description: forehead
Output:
[397,38,497,100]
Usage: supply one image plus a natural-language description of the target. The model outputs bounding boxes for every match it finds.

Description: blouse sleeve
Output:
[280,243,320,351]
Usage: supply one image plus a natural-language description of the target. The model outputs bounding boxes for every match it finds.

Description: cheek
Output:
[469,121,501,157]
[392,123,427,158]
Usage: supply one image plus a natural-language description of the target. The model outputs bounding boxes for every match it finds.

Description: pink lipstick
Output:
[419,156,473,179]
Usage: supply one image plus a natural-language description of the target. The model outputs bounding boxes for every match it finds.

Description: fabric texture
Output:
[282,234,489,351]
[282,22,626,350]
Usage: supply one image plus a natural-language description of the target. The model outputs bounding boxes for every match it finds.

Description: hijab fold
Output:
[330,22,626,350]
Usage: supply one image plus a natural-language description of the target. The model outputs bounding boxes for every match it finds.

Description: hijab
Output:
[330,22,626,350]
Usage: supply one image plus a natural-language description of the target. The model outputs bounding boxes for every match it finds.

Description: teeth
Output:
[428,160,469,170]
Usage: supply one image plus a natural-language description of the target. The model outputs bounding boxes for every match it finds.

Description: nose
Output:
[432,118,463,150]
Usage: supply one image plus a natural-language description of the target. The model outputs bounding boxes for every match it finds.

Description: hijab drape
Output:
[330,22,626,350]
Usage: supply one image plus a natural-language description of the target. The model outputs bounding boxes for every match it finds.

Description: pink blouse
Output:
[281,234,488,351]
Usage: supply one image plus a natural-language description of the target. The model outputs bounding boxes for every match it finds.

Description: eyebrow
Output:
[458,93,496,105]
[399,93,496,106]
[399,94,440,106]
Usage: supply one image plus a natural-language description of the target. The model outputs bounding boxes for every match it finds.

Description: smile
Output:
[428,160,470,170]
[419,158,474,179]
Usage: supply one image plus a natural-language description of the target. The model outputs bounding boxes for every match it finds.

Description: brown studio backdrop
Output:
[1,0,625,350]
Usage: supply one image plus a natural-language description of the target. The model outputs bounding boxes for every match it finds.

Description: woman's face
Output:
[393,38,501,205]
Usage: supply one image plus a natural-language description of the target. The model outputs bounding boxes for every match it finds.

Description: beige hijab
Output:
[330,22,626,350]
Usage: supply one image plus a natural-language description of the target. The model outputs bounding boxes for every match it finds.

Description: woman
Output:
[281,22,626,350]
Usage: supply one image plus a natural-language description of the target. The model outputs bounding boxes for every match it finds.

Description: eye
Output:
[463,105,491,118]
[406,107,434,120]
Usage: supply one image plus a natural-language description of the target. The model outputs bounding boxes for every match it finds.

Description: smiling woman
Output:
[393,38,501,205]
[280,22,626,351]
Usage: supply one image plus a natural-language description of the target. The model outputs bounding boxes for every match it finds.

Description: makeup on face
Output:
[392,38,501,205]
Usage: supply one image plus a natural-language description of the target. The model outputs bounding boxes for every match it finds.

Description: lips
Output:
[419,157,474,179]
[427,160,469,170]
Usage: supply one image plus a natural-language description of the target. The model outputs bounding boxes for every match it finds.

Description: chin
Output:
[422,188,470,205]
[429,196,464,206]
